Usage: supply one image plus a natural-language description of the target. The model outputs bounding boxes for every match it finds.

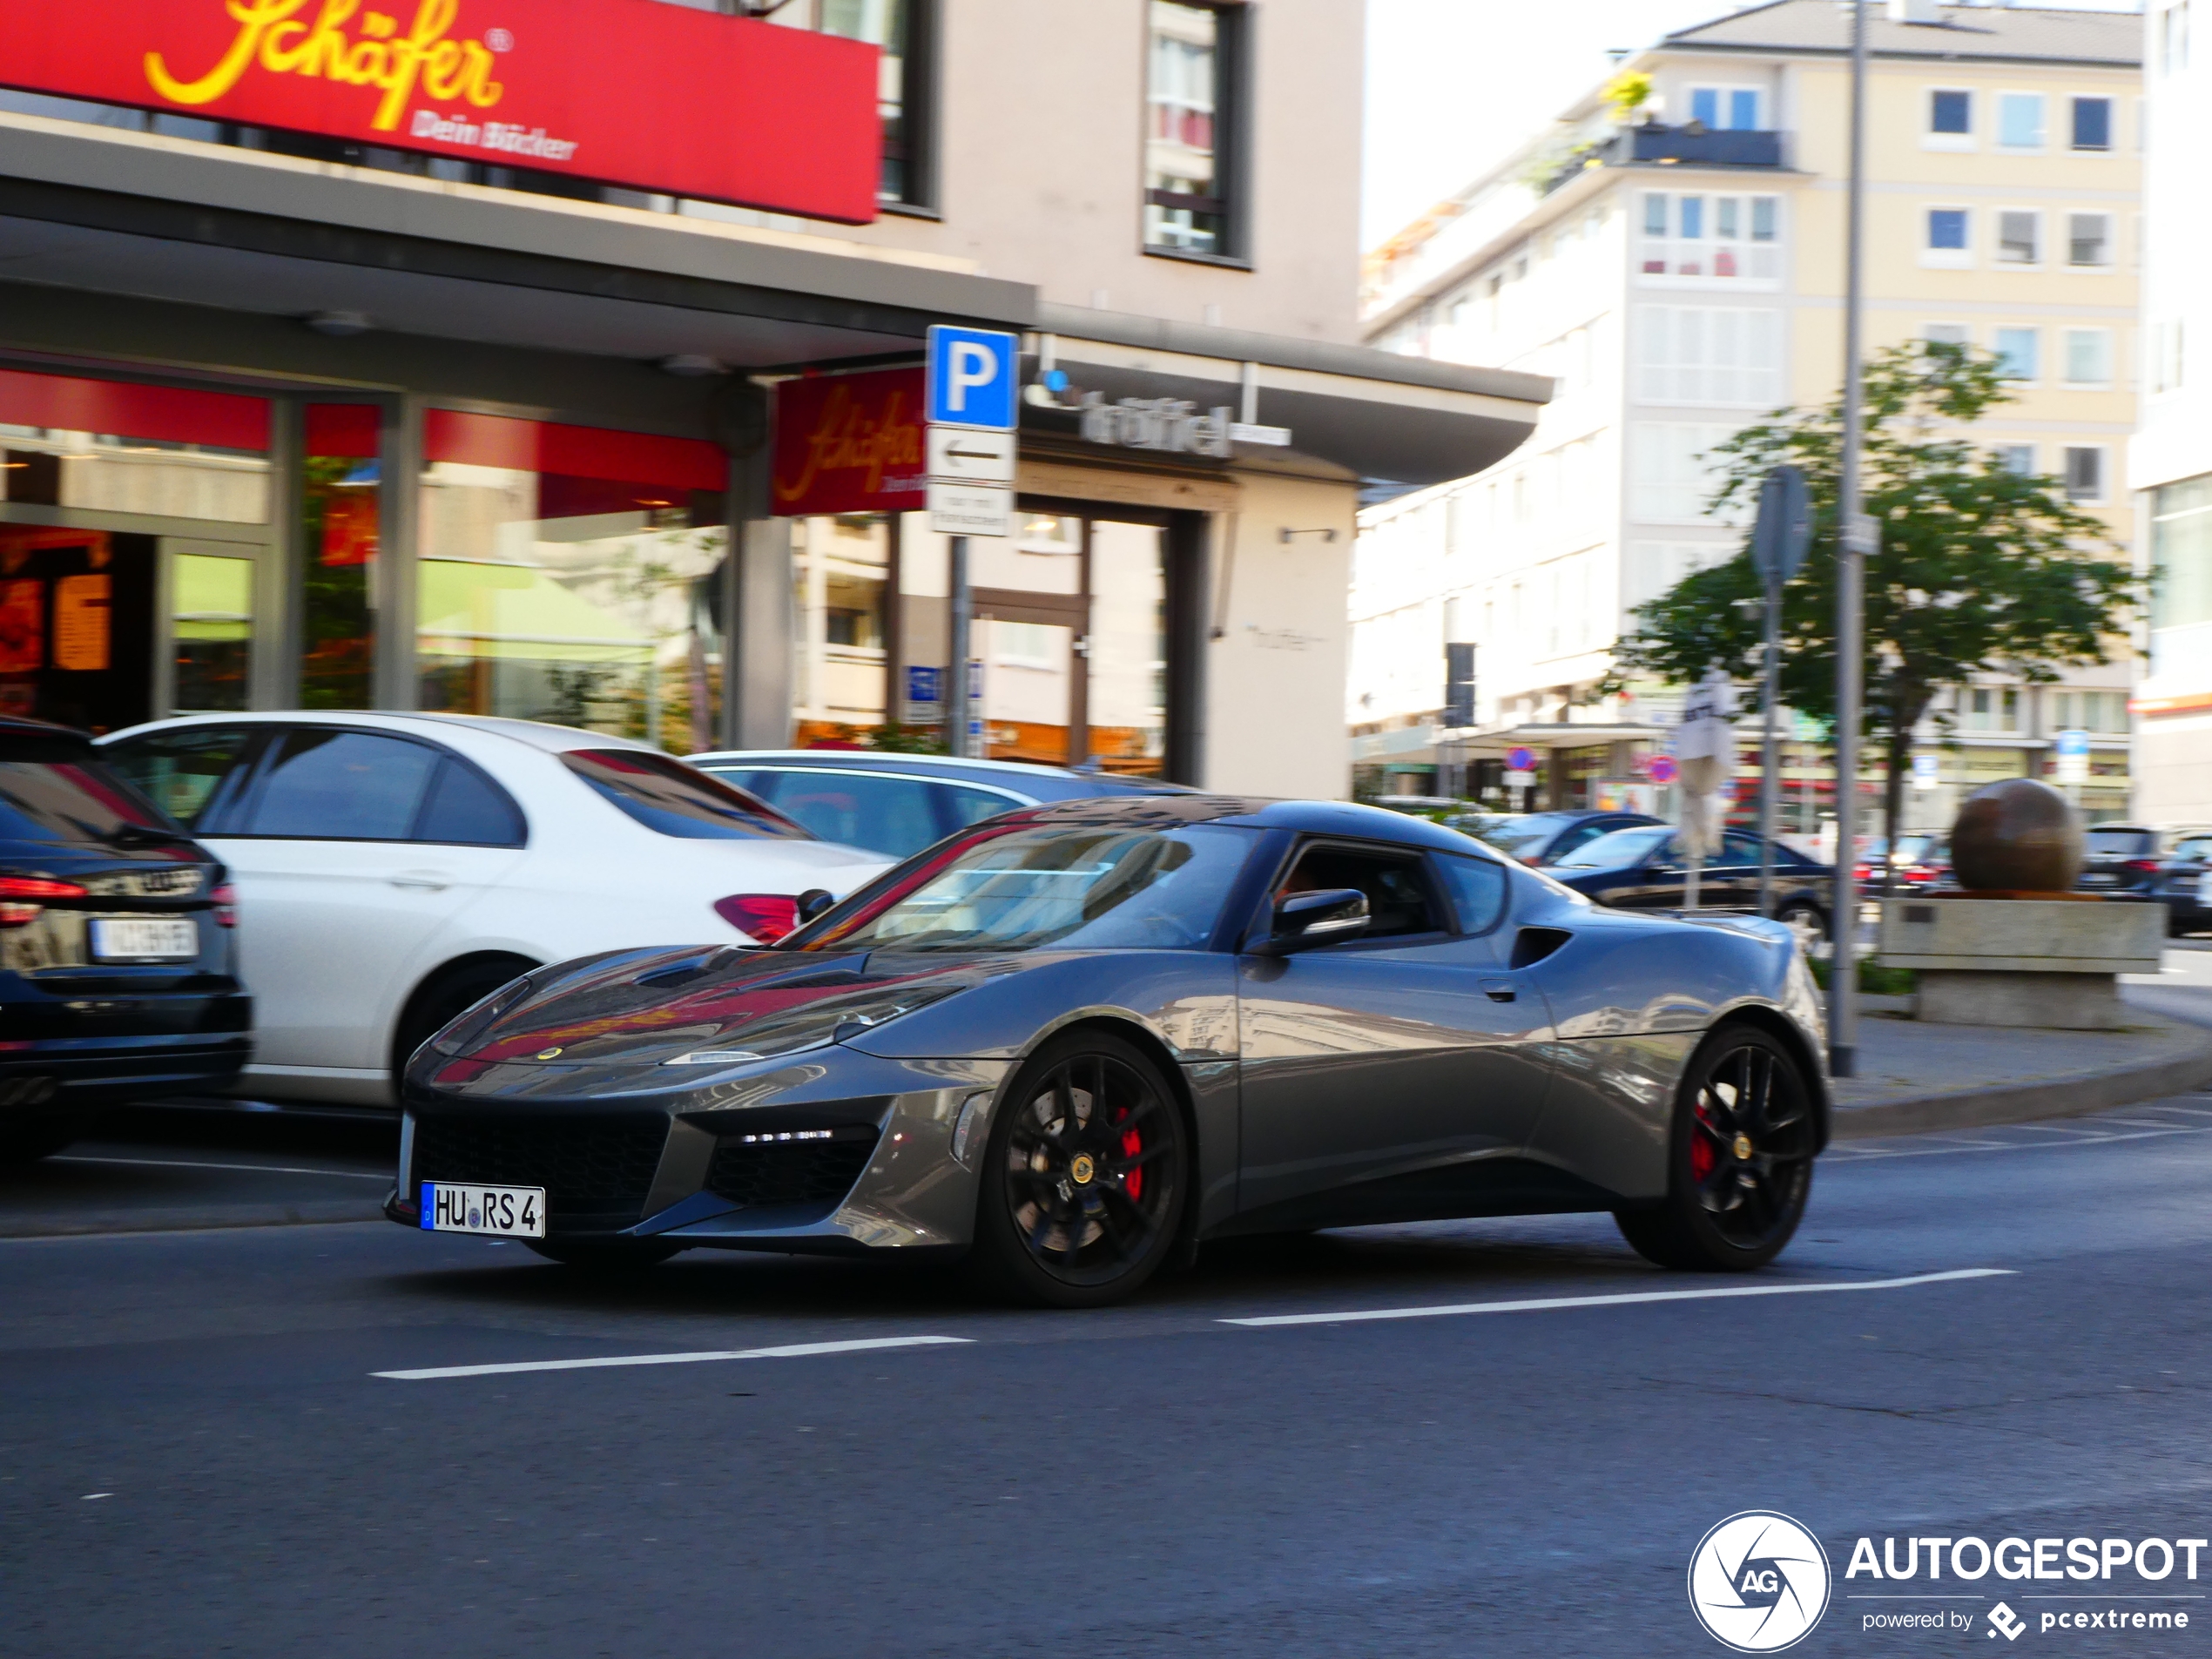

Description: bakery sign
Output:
[0,0,883,222]
[772,368,927,518]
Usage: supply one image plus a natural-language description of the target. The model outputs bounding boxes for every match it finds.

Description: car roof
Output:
[99,711,659,756]
[687,749,1199,798]
[976,793,1510,853]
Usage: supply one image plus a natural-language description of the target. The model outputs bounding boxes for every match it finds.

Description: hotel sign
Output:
[0,0,883,223]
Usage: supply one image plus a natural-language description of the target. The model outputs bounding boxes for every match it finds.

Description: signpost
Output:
[1676,671,1737,914]
[2054,728,2091,803]
[925,325,1019,759]
[1749,463,1812,921]
[1503,745,1536,805]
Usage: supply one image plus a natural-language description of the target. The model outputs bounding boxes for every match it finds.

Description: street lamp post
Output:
[1831,0,1873,1079]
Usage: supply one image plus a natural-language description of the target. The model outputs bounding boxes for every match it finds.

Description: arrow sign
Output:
[927,426,1016,484]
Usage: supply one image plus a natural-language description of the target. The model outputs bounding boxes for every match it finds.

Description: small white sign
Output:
[926,426,1016,484]
[1502,769,1536,789]
[2054,727,2091,785]
[927,479,1013,537]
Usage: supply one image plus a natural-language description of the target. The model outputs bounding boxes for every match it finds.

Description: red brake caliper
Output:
[1119,1112,1143,1202]
[1689,1104,1716,1181]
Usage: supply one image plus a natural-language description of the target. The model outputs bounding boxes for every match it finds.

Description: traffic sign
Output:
[927,426,1016,483]
[1649,754,1679,786]
[1506,746,1535,772]
[1750,464,1812,584]
[927,479,1013,537]
[926,325,1019,431]
[2054,728,2091,786]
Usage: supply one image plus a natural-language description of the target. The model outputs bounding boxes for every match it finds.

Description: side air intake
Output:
[1509,927,1573,969]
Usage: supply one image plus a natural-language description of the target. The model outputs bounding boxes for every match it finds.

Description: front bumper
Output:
[388,1046,1011,1254]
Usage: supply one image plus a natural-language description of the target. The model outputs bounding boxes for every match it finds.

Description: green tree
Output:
[1608,342,2141,880]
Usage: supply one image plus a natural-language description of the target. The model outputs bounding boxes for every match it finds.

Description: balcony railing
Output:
[1542,124,1784,195]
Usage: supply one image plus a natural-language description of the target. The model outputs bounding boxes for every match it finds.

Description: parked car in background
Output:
[2155,829,2212,934]
[0,717,251,1160]
[1465,809,1665,867]
[685,750,1197,860]
[1855,833,1948,894]
[98,714,887,1109]
[1546,824,1834,950]
[2074,824,2166,900]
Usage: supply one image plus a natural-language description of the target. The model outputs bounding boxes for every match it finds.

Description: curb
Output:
[0,1198,388,1239]
[1831,1020,2212,1141]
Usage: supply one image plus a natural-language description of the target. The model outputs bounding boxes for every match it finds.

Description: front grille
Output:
[413,1114,669,1226]
[705,1127,879,1211]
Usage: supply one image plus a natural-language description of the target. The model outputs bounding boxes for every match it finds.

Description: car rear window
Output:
[562,750,808,840]
[0,735,172,845]
[2086,828,2155,857]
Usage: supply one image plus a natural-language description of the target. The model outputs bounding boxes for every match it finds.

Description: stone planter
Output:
[1878,897,2166,1030]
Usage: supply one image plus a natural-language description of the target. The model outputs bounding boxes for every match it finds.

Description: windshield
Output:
[1554,826,1675,869]
[1471,813,1579,857]
[792,823,1256,953]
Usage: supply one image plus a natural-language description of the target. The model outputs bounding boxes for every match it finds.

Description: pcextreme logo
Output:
[144,0,506,132]
[1689,1512,1833,1653]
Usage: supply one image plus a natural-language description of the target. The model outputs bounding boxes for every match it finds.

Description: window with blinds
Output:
[1635,307,1784,406]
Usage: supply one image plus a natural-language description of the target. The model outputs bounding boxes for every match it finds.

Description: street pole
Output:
[1831,0,1871,1079]
[948,534,974,759]
[1759,569,1780,918]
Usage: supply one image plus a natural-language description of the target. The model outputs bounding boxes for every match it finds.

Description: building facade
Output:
[1353,0,2141,830]
[2132,0,2212,824]
[0,0,1546,799]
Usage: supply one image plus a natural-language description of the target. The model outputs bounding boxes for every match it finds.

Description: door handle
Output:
[1480,978,1516,1003]
[389,872,451,891]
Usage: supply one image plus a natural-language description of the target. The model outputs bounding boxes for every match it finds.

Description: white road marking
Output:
[50,1156,390,1180]
[374,1334,974,1381]
[1217,1267,2015,1328]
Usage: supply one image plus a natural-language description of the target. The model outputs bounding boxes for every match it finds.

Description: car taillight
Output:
[2127,859,2160,874]
[0,876,88,927]
[714,894,798,943]
[211,882,237,927]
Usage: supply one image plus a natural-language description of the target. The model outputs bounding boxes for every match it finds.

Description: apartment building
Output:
[2133,0,2212,823]
[1352,0,2140,827]
[0,1,1546,797]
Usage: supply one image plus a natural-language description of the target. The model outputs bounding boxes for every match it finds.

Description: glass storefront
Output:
[415,410,729,748]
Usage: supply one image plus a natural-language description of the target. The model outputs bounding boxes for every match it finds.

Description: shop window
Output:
[301,403,381,711]
[0,368,269,523]
[792,513,891,745]
[415,410,729,752]
[172,551,253,713]
[1144,1,1247,260]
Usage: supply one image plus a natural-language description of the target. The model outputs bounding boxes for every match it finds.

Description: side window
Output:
[558,750,807,840]
[100,726,261,831]
[937,784,1027,834]
[696,768,781,803]
[1717,831,1764,867]
[761,772,944,859]
[241,730,439,840]
[1278,844,1445,941]
[415,758,527,847]
[1549,820,1614,860]
[1434,853,1508,935]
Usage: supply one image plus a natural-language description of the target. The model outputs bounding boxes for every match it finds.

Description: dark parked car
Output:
[1466,809,1665,867]
[0,717,251,1160]
[393,796,1830,1303]
[1546,824,1833,951]
[2074,824,2166,901]
[685,750,1197,860]
[2155,830,2212,935]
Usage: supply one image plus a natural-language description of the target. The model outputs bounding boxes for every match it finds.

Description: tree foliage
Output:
[1607,342,2141,851]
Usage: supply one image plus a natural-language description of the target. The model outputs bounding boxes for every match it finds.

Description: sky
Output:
[1360,0,2145,251]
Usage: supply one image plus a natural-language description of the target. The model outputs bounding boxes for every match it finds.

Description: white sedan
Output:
[98,712,887,1109]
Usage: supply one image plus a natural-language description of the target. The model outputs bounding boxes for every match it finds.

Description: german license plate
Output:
[421,1182,545,1238]
[89,916,199,960]
[2082,873,2116,886]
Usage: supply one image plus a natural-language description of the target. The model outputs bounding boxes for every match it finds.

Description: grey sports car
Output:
[388,796,1831,1306]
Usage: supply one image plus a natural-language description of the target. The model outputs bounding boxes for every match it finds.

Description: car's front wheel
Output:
[968,1030,1189,1308]
[1615,1024,1816,1271]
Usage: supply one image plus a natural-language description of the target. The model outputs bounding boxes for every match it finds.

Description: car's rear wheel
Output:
[392,954,538,1086]
[524,1238,683,1271]
[1615,1025,1816,1271]
[968,1030,1188,1308]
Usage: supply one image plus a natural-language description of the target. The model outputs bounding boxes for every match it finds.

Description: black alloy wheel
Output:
[524,1238,683,1271]
[969,1030,1188,1308]
[1615,1025,1816,1271]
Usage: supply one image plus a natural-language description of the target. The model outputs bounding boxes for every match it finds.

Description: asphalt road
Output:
[8,1096,2212,1657]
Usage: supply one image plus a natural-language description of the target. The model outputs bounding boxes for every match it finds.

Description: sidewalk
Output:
[1830,978,2212,1140]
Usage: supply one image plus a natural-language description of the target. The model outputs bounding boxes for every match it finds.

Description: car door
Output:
[1608,836,1687,913]
[197,727,527,1071]
[1234,839,1554,1224]
[1701,831,1766,912]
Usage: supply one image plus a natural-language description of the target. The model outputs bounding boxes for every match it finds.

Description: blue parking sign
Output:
[926,325,1019,431]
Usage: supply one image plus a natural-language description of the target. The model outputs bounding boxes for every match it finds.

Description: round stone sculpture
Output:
[1947,777,2084,893]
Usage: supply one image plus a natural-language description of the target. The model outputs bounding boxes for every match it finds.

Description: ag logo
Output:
[1689,1511,1831,1652]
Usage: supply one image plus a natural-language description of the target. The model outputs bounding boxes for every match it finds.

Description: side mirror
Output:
[795,888,837,924]
[1252,887,1370,955]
